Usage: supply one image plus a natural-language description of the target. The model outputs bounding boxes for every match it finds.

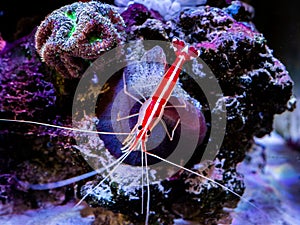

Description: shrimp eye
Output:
[146,130,151,136]
[138,125,143,130]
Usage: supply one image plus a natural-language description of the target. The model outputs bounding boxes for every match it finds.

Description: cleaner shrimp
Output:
[0,39,273,224]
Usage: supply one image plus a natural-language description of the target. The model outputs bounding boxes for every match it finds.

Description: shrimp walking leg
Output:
[164,100,187,109]
[160,118,181,141]
[131,85,147,102]
[117,112,139,121]
[74,150,132,207]
[123,70,143,104]
[142,142,150,225]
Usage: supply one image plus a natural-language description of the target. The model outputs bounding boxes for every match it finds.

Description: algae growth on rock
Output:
[0,0,296,224]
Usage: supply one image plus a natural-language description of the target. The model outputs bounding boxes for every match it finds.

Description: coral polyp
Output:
[35,1,126,78]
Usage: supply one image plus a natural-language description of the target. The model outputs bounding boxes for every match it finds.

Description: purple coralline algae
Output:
[35,1,126,78]
[0,29,90,215]
[120,3,165,39]
[0,30,56,119]
[120,3,174,41]
[116,0,208,20]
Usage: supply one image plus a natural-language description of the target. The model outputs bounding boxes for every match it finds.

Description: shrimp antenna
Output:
[0,118,130,135]
[145,151,270,219]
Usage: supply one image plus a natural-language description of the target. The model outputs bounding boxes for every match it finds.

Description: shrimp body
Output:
[121,39,200,153]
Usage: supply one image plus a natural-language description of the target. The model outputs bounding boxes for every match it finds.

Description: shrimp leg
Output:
[142,141,150,225]
[160,118,181,141]
[0,119,131,135]
[164,101,187,109]
[74,150,132,207]
[117,112,139,121]
[123,70,144,105]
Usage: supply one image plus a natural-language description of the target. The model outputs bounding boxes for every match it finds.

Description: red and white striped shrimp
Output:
[116,39,200,224]
[120,38,200,154]
[0,39,273,224]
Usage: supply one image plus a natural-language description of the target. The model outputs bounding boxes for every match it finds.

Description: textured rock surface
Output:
[0,30,91,214]
[0,0,296,224]
[120,3,166,40]
[174,4,293,163]
[0,30,56,120]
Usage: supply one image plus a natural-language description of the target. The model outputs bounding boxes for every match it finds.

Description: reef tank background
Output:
[0,0,299,225]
